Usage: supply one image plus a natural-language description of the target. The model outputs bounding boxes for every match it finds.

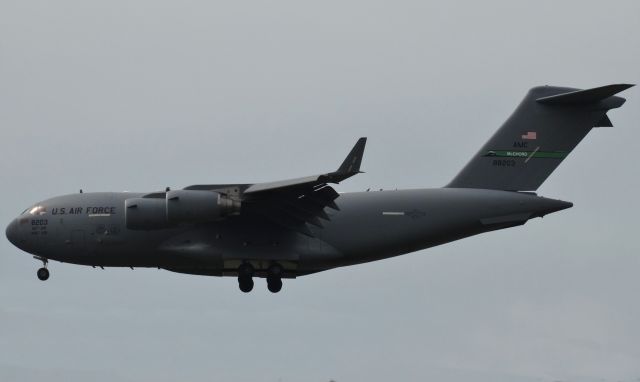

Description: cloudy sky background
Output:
[1,0,639,381]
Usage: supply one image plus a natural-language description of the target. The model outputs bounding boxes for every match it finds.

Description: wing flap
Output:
[244,183,342,237]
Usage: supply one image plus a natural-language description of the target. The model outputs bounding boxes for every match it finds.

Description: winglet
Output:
[337,137,367,174]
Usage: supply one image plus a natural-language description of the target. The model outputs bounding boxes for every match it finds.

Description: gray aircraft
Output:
[5,84,633,293]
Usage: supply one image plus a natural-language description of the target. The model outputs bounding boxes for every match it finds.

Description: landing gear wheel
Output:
[37,267,49,281]
[237,263,254,293]
[266,263,283,293]
[238,277,254,293]
[267,277,282,293]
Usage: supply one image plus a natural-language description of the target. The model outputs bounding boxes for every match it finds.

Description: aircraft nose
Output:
[5,219,20,247]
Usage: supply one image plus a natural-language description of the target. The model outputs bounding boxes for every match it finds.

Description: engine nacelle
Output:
[166,190,240,223]
[125,190,240,230]
[125,198,170,230]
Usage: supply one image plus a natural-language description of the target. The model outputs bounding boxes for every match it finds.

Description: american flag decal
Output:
[521,131,537,140]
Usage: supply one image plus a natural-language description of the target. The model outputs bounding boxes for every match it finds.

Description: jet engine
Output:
[125,198,170,230]
[166,190,240,223]
[125,190,240,230]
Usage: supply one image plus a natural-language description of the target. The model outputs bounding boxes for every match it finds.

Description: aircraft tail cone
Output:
[535,197,573,217]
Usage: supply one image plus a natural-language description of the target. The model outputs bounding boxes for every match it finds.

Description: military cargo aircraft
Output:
[5,84,633,292]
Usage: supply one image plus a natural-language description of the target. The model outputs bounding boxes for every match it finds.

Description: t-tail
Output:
[447,84,634,191]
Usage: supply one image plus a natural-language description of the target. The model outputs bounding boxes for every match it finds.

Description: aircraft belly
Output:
[156,220,310,277]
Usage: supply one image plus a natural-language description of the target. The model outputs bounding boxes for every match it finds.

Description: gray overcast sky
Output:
[1,1,639,381]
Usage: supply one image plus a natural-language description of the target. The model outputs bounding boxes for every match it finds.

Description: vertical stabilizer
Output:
[446,84,633,191]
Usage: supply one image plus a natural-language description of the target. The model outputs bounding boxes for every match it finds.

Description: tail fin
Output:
[446,84,633,191]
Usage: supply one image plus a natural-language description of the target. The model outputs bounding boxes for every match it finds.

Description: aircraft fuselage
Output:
[6,188,571,279]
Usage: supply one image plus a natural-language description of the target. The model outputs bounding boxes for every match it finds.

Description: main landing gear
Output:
[266,264,283,293]
[236,262,284,293]
[237,263,254,293]
[34,256,49,281]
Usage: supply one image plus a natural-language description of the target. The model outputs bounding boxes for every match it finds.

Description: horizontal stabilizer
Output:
[536,84,634,106]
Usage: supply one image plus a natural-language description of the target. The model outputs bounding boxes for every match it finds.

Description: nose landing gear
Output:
[37,268,49,281]
[34,256,49,281]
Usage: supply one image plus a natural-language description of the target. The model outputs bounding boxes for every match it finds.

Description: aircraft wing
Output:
[183,138,366,236]
[243,137,366,195]
[241,137,367,236]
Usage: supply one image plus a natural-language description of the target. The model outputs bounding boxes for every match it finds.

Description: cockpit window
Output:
[26,205,47,216]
